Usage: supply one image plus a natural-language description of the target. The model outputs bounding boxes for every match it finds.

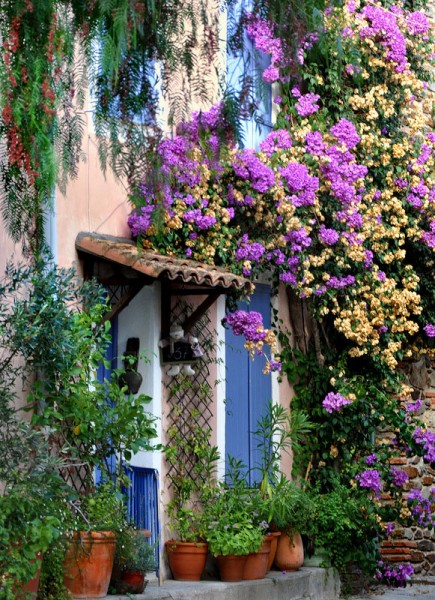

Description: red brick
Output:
[422,476,434,486]
[389,457,407,465]
[380,553,412,562]
[381,547,412,556]
[382,541,417,549]
[425,391,435,398]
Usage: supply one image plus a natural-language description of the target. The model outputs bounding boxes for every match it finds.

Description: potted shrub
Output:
[252,402,313,569]
[269,477,315,571]
[0,428,66,600]
[164,418,220,580]
[112,526,156,594]
[204,483,267,581]
[62,483,127,599]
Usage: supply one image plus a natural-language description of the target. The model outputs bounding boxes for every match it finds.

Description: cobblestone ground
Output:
[348,580,435,600]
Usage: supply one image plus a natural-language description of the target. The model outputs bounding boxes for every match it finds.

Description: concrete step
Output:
[107,567,340,600]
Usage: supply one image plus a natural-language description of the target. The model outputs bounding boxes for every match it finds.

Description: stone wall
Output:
[380,360,435,575]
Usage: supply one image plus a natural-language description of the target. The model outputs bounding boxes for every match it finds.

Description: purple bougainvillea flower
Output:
[329,118,360,149]
[233,150,275,193]
[391,467,409,487]
[225,310,267,343]
[322,392,351,413]
[295,93,320,117]
[319,225,340,245]
[413,427,435,462]
[259,129,292,156]
[376,561,414,587]
[423,324,435,337]
[325,275,355,289]
[262,64,280,83]
[356,469,382,496]
[407,488,435,527]
[407,11,430,35]
[305,131,326,155]
[365,453,378,466]
[406,398,422,413]
[235,236,266,263]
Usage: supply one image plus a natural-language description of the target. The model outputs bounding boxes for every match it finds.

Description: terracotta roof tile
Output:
[75,232,252,292]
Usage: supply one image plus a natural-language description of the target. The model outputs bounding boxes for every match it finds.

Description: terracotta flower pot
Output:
[63,531,116,598]
[243,537,271,580]
[165,540,208,581]
[120,569,147,594]
[267,531,282,570]
[274,532,304,571]
[16,552,42,600]
[216,554,248,582]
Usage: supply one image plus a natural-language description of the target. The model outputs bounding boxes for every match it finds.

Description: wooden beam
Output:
[166,288,218,296]
[161,280,172,339]
[182,291,222,334]
[102,284,144,323]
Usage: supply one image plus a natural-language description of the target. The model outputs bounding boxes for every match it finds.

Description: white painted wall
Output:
[117,281,163,473]
[215,295,227,479]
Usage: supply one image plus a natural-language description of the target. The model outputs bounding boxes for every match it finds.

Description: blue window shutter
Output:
[126,466,160,575]
[225,284,272,485]
[226,0,272,149]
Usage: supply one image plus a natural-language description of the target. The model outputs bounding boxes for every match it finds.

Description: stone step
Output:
[106,567,340,600]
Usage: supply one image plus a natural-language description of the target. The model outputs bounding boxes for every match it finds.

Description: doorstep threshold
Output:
[105,567,340,600]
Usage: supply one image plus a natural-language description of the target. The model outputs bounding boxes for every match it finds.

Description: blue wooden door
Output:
[96,317,118,482]
[225,284,272,485]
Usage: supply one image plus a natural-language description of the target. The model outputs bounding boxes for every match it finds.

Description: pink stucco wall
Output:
[0,219,22,274]
[55,128,131,271]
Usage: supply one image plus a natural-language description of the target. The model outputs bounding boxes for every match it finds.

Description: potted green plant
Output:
[252,401,313,569]
[112,526,156,594]
[203,482,267,581]
[62,483,127,599]
[0,422,66,600]
[269,476,315,571]
[164,414,220,580]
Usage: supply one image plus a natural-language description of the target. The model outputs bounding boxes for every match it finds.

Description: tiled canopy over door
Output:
[225,284,272,485]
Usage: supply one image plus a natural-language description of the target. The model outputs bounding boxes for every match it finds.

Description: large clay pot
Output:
[16,552,42,600]
[216,554,248,582]
[243,537,271,580]
[274,532,304,571]
[267,531,282,570]
[165,540,208,581]
[63,531,116,598]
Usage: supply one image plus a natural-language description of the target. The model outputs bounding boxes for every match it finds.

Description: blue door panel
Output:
[96,317,118,483]
[126,466,160,575]
[225,284,272,485]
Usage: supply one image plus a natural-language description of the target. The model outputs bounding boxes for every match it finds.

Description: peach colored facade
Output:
[0,9,295,577]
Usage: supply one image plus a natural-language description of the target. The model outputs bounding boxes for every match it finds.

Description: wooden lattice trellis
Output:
[49,427,94,494]
[165,300,215,489]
